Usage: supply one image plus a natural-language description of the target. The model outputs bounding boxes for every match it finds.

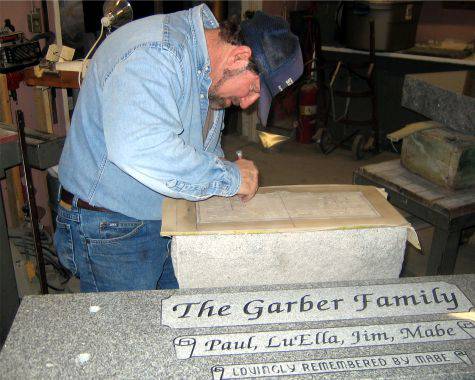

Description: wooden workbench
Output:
[22,67,80,89]
[353,159,475,275]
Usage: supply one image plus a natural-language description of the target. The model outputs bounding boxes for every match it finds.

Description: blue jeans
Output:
[54,201,178,292]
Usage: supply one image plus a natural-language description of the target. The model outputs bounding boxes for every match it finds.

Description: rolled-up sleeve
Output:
[102,46,240,201]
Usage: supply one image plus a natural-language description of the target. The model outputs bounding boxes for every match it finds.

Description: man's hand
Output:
[235,158,259,202]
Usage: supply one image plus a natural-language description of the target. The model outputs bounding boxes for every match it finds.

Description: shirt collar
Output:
[191,4,218,76]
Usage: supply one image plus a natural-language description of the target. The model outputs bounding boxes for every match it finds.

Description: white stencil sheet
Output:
[196,191,380,225]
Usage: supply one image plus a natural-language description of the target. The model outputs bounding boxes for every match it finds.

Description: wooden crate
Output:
[402,127,475,190]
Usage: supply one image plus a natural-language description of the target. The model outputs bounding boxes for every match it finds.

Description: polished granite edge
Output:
[402,74,475,135]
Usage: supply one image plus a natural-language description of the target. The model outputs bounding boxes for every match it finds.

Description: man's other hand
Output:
[235,159,259,202]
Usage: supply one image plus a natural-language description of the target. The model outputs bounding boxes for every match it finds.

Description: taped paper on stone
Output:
[197,191,380,225]
[162,185,411,235]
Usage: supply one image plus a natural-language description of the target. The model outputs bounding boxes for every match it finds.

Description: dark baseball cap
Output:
[240,11,303,127]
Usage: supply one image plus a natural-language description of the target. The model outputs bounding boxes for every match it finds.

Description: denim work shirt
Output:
[58,5,241,220]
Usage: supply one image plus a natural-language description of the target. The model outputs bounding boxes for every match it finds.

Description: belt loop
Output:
[72,195,79,208]
[57,184,62,202]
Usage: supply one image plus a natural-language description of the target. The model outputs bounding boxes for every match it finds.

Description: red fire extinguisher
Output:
[297,81,318,144]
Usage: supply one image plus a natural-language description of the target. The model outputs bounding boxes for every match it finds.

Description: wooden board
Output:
[23,67,80,89]
[386,121,442,142]
[161,184,409,236]
[33,87,54,134]
[356,160,475,219]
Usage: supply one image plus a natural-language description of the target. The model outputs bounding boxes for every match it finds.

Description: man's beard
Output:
[208,93,229,109]
[207,65,252,110]
[208,95,241,110]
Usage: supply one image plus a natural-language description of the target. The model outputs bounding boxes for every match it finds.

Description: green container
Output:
[402,127,475,190]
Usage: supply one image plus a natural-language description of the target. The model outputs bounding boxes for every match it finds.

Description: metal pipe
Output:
[16,110,48,294]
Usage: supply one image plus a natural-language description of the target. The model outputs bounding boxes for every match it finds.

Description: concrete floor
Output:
[222,134,399,187]
[221,133,475,278]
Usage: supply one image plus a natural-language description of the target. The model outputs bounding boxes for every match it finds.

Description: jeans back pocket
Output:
[98,221,144,241]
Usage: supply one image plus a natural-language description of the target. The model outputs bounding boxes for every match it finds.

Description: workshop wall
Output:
[416,2,475,44]
[0,1,67,136]
[0,1,65,231]
[261,0,308,17]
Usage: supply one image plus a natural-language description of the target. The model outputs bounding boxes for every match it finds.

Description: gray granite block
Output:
[171,227,407,289]
[0,275,474,379]
[402,71,475,135]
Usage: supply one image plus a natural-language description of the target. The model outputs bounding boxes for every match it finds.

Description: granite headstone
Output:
[0,275,474,378]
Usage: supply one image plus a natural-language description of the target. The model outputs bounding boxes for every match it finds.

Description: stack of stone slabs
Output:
[402,71,475,135]
[162,185,414,289]
[401,71,475,190]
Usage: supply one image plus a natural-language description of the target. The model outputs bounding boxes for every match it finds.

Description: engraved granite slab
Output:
[0,275,474,379]
[162,281,471,328]
[211,351,472,379]
[402,71,475,135]
[174,320,475,359]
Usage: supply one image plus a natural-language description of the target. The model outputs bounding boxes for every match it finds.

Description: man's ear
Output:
[226,45,252,69]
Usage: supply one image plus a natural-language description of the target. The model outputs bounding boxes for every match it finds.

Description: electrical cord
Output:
[79,23,105,88]
[11,238,70,273]
[390,140,402,154]
[329,63,352,122]
[9,224,72,291]
[47,283,65,292]
[12,248,70,282]
[11,242,71,280]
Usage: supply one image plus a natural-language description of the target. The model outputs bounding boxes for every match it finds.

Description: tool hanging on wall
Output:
[15,110,48,294]
[0,31,41,73]
[0,17,55,75]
